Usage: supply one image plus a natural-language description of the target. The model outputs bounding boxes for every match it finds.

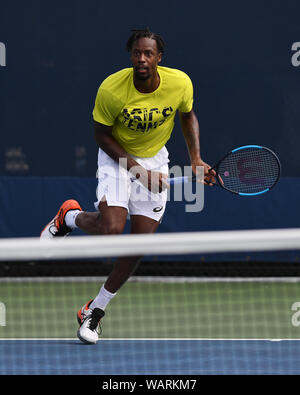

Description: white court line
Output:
[1,276,300,283]
[0,338,299,341]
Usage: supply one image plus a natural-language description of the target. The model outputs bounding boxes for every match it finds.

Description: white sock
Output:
[90,285,117,311]
[65,210,81,229]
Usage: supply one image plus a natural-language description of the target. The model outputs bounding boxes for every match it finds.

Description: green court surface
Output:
[1,279,300,339]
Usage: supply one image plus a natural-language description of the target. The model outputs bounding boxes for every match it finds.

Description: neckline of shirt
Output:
[131,67,163,96]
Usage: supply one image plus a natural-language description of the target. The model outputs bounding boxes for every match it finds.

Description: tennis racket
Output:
[167,145,281,196]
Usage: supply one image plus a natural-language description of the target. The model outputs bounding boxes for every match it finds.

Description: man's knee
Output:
[101,220,125,235]
[97,202,127,235]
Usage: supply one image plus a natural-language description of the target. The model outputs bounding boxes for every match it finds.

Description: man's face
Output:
[130,37,162,81]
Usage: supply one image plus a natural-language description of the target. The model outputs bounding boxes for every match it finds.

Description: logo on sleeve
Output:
[153,205,163,212]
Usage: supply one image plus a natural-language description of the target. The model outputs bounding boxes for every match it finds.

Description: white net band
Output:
[1,228,300,261]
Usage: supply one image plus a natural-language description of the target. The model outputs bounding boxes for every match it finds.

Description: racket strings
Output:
[217,148,280,194]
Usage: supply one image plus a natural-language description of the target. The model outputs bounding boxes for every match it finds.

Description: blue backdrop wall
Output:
[0,0,300,261]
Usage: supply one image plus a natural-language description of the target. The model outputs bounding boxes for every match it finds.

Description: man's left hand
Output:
[191,158,216,186]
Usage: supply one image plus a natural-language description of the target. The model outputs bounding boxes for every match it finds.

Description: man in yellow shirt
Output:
[41,28,215,344]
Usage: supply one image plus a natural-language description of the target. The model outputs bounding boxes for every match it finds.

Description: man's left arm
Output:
[179,110,215,184]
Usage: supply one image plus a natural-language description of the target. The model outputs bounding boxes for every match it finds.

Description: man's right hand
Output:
[134,167,170,194]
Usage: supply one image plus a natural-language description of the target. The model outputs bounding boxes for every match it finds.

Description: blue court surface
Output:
[1,339,300,375]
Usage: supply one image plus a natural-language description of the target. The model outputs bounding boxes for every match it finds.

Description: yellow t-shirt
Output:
[92,66,193,157]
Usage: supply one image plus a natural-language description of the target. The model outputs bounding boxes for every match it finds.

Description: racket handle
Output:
[167,176,195,185]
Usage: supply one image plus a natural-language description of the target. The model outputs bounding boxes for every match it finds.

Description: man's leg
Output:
[76,201,128,344]
[77,214,160,344]
[103,215,160,293]
[40,199,128,238]
[75,200,128,235]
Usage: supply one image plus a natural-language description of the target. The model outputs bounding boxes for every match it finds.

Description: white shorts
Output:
[94,146,170,222]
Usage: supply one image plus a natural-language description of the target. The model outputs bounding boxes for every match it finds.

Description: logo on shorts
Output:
[153,205,163,213]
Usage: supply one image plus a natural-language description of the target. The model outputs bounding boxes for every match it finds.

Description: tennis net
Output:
[1,229,300,375]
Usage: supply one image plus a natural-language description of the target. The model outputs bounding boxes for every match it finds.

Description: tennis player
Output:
[40,28,215,344]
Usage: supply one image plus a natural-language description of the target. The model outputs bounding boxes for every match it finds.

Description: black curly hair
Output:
[126,28,165,54]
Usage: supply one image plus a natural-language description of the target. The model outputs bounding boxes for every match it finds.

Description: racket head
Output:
[213,145,281,196]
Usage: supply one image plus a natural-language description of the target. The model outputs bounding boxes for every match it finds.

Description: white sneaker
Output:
[40,218,58,239]
[77,300,105,344]
[40,199,82,239]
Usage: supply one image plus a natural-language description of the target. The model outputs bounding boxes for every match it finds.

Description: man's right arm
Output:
[94,121,168,193]
[94,120,139,171]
